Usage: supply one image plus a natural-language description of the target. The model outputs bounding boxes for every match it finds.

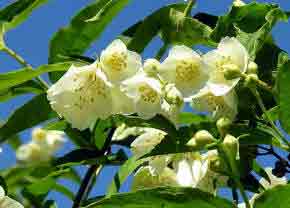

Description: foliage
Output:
[0,0,290,208]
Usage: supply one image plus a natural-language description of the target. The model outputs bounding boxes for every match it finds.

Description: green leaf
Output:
[262,106,279,121]
[125,4,186,53]
[0,94,55,142]
[0,0,48,32]
[254,184,290,208]
[26,177,74,200]
[48,0,131,82]
[0,80,43,103]
[211,2,278,42]
[0,63,71,91]
[90,187,233,208]
[178,112,212,125]
[107,156,146,196]
[237,7,288,59]
[93,119,113,150]
[160,9,214,47]
[277,58,290,133]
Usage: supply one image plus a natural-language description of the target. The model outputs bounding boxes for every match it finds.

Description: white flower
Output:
[130,128,166,158]
[47,63,113,130]
[132,166,177,191]
[174,151,227,194]
[16,128,66,163]
[175,153,208,188]
[121,73,163,119]
[0,186,23,208]
[159,45,209,100]
[191,87,238,120]
[161,100,183,125]
[100,39,142,83]
[203,37,249,96]
[259,167,287,189]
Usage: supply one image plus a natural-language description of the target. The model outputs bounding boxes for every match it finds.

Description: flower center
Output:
[73,72,108,110]
[215,56,238,73]
[138,85,159,104]
[104,52,127,72]
[176,60,201,82]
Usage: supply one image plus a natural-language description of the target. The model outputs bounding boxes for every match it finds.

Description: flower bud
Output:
[244,74,259,88]
[143,58,160,77]
[216,117,231,136]
[247,61,258,74]
[223,64,241,80]
[187,130,215,148]
[164,84,183,106]
[222,134,238,160]
[233,0,246,7]
[209,156,227,173]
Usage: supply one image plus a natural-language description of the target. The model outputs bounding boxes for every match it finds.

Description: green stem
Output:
[72,165,99,208]
[250,88,290,148]
[2,46,49,89]
[183,0,195,16]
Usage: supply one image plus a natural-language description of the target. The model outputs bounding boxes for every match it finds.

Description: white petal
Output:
[176,159,194,187]
[0,187,4,200]
[0,196,24,208]
[218,37,249,73]
[112,87,134,115]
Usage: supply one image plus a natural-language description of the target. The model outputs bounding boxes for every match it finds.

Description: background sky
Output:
[0,0,290,207]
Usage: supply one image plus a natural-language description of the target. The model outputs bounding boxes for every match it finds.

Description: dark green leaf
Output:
[90,187,233,208]
[254,184,290,208]
[126,4,186,53]
[0,94,55,142]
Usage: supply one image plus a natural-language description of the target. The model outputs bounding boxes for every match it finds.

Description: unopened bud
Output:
[222,134,238,159]
[244,74,258,88]
[233,0,246,7]
[209,156,227,173]
[223,64,241,80]
[247,61,258,74]
[187,130,215,148]
[164,84,183,106]
[216,117,231,136]
[143,59,160,77]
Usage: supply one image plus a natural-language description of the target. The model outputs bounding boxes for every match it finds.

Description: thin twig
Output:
[2,46,49,89]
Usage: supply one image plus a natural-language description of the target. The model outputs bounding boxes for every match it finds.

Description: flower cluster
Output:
[16,128,66,163]
[113,126,228,194]
[47,37,249,130]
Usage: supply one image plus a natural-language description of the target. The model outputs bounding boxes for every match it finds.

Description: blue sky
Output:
[0,0,290,207]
